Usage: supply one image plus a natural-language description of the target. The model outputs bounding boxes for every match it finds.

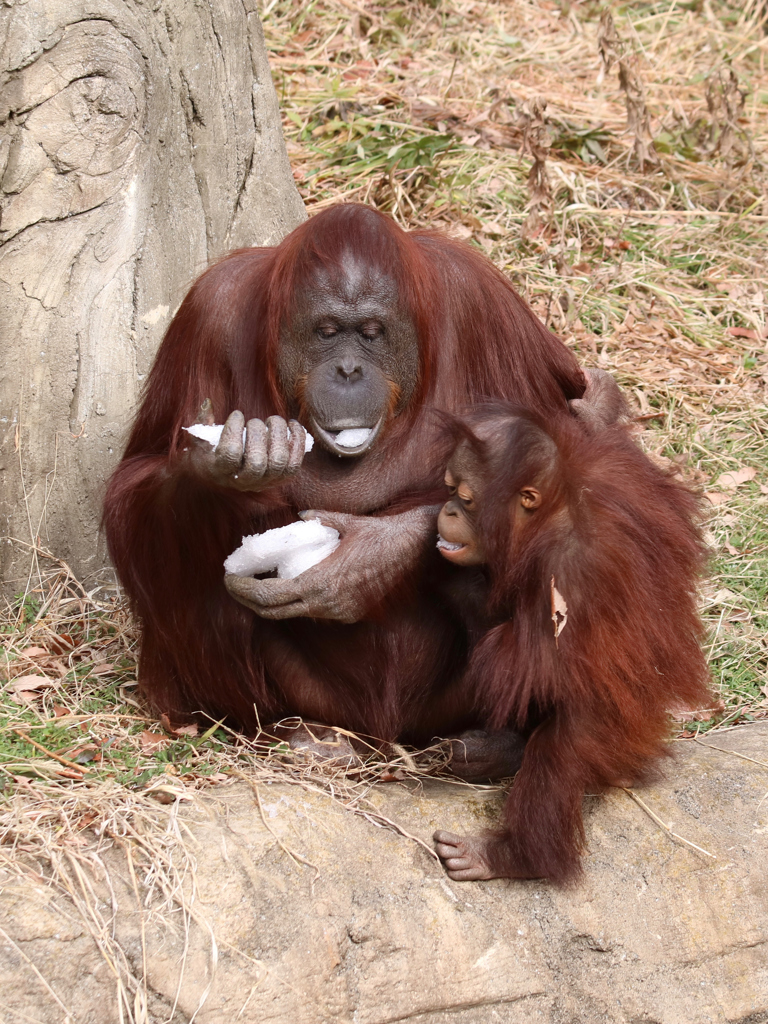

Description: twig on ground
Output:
[622,787,717,859]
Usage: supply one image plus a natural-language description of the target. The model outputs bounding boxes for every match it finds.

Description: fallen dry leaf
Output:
[145,781,192,803]
[146,788,176,804]
[45,659,69,678]
[727,609,751,622]
[715,467,756,489]
[61,745,100,765]
[674,699,726,721]
[711,588,739,603]
[159,713,198,737]
[726,326,759,340]
[447,223,473,240]
[49,634,74,654]
[11,691,37,705]
[8,675,55,693]
[704,492,728,506]
[91,662,115,676]
[140,730,169,754]
[21,647,48,659]
[173,724,199,738]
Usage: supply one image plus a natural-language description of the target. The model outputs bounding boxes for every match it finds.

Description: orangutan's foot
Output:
[271,721,362,767]
[433,830,497,881]
[447,729,526,782]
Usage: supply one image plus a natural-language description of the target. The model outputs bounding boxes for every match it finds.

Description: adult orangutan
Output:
[432,405,710,882]
[103,203,622,748]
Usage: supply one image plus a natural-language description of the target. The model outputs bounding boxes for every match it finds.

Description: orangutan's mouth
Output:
[312,418,384,458]
[436,535,465,553]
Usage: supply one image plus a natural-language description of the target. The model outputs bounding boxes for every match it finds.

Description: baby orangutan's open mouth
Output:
[436,534,466,555]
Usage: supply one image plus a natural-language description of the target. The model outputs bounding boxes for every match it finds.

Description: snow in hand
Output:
[224,520,340,580]
[184,422,314,452]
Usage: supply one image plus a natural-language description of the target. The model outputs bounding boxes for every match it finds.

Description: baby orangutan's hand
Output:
[569,368,629,431]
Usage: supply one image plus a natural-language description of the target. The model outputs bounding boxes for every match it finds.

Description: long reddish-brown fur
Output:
[103,204,586,737]
[448,406,711,881]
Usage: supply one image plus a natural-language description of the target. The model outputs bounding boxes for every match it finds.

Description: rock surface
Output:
[1,724,767,1024]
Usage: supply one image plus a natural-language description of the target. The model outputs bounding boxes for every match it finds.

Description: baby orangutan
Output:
[432,405,711,883]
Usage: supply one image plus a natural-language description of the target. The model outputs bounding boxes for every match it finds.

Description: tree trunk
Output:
[0,0,305,590]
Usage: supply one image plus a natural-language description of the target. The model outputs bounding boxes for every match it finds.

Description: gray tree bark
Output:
[0,0,306,589]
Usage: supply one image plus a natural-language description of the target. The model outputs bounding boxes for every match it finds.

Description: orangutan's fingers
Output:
[224,573,302,609]
[246,599,311,620]
[239,419,269,485]
[216,410,246,472]
[298,508,356,534]
[433,830,495,881]
[433,829,464,854]
[571,368,628,429]
[443,863,491,882]
[266,415,290,476]
[286,420,307,474]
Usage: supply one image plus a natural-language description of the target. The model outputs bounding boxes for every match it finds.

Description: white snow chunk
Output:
[184,422,313,452]
[185,423,227,446]
[437,535,463,552]
[224,520,340,580]
[334,428,372,448]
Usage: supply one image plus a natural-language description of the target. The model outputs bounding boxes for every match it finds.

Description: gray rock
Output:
[1,724,766,1023]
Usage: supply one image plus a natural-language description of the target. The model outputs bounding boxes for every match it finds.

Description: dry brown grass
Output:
[265,0,765,404]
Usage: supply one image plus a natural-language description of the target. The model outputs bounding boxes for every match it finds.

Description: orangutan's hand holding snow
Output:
[182,409,309,492]
[225,506,439,623]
